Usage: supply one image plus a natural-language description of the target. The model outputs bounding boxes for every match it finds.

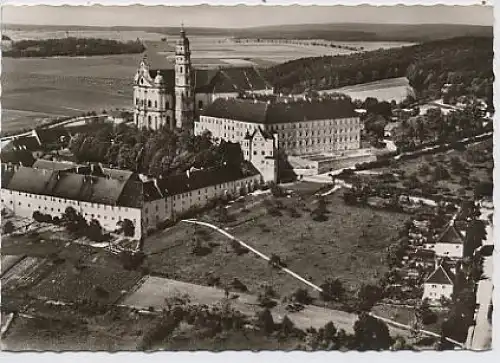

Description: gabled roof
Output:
[146,67,270,94]
[5,136,42,152]
[0,150,35,167]
[244,127,275,141]
[202,97,357,124]
[35,128,71,145]
[437,222,465,245]
[424,263,455,285]
[157,163,260,196]
[4,166,150,208]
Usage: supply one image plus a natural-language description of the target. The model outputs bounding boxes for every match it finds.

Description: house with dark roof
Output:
[157,162,262,219]
[427,222,465,259]
[133,27,272,131]
[1,160,263,238]
[422,261,456,302]
[196,96,361,157]
[0,165,166,239]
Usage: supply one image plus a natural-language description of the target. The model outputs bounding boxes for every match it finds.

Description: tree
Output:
[268,253,284,269]
[416,298,437,326]
[353,313,393,351]
[464,219,486,257]
[356,284,383,312]
[319,278,345,302]
[87,219,104,241]
[311,195,328,222]
[292,288,313,305]
[256,309,275,334]
[119,218,135,237]
[3,221,14,234]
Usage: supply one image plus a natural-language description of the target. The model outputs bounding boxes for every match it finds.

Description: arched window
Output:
[180,66,183,73]
[148,115,152,127]
[155,100,158,108]
[198,100,203,109]
[148,100,152,107]
[166,101,170,109]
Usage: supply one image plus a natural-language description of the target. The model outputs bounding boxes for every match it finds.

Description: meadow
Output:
[143,184,408,299]
[319,77,415,102]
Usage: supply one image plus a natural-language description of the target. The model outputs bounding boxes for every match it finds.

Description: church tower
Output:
[174,25,194,131]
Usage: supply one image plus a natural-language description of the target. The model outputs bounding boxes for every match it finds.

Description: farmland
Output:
[143,183,408,298]
[1,27,414,132]
[320,77,415,102]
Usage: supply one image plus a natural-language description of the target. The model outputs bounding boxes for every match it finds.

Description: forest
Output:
[265,36,493,107]
[3,37,145,57]
[68,122,245,178]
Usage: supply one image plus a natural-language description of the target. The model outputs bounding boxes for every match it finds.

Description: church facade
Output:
[133,27,273,131]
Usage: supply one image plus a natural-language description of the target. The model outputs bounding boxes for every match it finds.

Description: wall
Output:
[1,189,143,239]
[422,283,454,302]
[166,174,262,220]
[434,243,463,259]
[196,115,362,157]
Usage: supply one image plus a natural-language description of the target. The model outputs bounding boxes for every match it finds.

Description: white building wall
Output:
[142,198,167,234]
[1,189,143,239]
[196,115,361,156]
[422,283,454,302]
[434,243,463,259]
[166,174,261,220]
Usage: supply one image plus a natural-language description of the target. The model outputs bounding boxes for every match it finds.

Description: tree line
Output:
[265,36,493,108]
[3,37,146,57]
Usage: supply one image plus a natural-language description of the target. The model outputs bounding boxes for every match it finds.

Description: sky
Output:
[1,3,494,28]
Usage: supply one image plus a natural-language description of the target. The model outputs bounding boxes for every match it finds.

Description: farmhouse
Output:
[133,27,272,131]
[426,222,465,259]
[195,96,362,156]
[422,261,455,303]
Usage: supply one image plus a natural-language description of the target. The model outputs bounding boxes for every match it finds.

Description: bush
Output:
[3,221,15,234]
[256,309,275,334]
[319,278,345,302]
[231,278,248,292]
[291,288,313,305]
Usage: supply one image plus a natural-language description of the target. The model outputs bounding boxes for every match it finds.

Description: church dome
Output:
[154,71,164,85]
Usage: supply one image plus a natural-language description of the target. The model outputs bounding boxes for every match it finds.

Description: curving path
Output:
[181,218,464,348]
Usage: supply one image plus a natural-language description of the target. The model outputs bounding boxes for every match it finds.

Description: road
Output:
[0,114,107,143]
[467,204,494,350]
[181,218,464,347]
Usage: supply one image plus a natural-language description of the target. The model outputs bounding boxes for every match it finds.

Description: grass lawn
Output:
[144,185,408,299]
[372,304,448,335]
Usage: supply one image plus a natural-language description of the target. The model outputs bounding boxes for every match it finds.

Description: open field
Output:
[320,77,415,102]
[1,27,414,132]
[122,276,359,333]
[144,184,408,298]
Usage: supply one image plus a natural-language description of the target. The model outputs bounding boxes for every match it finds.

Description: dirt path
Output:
[181,218,464,347]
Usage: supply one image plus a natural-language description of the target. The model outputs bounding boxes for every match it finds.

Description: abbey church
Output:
[133,27,273,131]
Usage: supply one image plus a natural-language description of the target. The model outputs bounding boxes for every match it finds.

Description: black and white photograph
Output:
[0,1,494,353]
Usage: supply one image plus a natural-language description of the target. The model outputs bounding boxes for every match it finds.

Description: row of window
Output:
[135,99,171,109]
[6,191,130,212]
[200,117,358,129]
[4,200,136,225]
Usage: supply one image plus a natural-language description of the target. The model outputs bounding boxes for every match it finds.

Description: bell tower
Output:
[174,24,194,131]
